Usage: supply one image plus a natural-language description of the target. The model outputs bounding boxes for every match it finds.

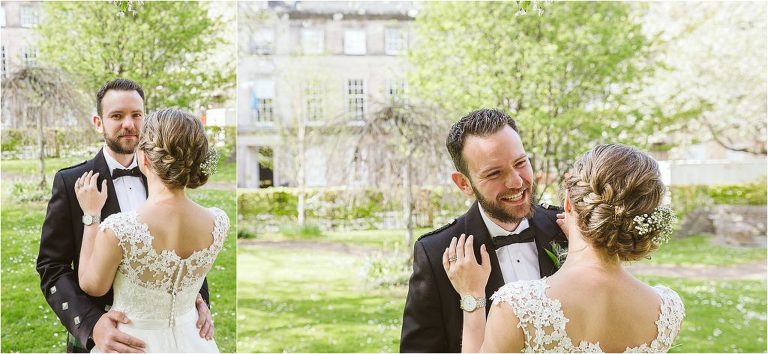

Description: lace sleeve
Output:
[210,207,230,247]
[653,286,685,350]
[99,212,130,248]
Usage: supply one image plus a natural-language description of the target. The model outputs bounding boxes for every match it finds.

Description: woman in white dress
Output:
[444,143,685,352]
[74,108,229,353]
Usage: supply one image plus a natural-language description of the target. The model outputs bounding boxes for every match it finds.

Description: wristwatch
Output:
[459,294,486,312]
[82,214,100,226]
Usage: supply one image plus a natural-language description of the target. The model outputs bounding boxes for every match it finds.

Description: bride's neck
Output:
[560,230,622,273]
[146,175,187,203]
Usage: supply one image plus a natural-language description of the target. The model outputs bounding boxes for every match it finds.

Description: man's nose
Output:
[505,170,523,189]
[122,117,137,130]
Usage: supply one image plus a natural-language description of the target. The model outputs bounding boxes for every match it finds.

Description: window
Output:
[251,28,274,55]
[22,47,38,66]
[305,80,324,122]
[301,28,324,55]
[387,79,408,105]
[1,7,6,27]
[250,80,275,123]
[385,28,407,55]
[1,46,6,79]
[346,79,366,120]
[343,29,366,55]
[20,6,39,27]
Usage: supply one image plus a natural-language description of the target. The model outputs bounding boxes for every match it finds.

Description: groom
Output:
[37,79,214,352]
[400,109,567,352]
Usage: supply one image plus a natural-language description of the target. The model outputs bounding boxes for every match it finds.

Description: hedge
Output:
[238,179,767,236]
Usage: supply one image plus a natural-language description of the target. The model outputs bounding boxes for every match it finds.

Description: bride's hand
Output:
[74,171,108,216]
[442,234,491,297]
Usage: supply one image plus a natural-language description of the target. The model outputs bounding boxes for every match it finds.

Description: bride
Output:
[74,108,229,352]
[444,144,685,352]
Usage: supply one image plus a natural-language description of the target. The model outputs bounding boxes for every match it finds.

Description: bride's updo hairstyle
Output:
[138,108,210,189]
[563,144,666,261]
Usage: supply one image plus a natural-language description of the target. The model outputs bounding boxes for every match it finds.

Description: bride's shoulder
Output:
[653,285,685,313]
[206,207,230,230]
[491,278,548,305]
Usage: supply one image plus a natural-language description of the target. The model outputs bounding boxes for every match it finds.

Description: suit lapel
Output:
[93,149,122,218]
[463,202,505,295]
[530,207,558,277]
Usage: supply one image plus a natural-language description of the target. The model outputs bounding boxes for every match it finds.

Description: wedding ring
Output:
[449,256,457,263]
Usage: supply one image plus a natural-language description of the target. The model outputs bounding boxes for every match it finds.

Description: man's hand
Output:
[196,294,214,340]
[92,311,146,353]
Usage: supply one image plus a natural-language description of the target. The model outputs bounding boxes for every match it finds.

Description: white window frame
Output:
[346,79,366,120]
[343,29,366,55]
[252,28,275,55]
[387,79,408,105]
[251,80,275,124]
[384,28,407,55]
[22,47,38,66]
[301,28,324,55]
[304,80,324,123]
[20,5,39,28]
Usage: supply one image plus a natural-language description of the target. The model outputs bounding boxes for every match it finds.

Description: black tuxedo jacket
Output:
[36,149,210,350]
[399,201,566,352]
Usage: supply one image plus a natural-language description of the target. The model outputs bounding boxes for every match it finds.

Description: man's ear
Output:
[451,171,475,198]
[92,115,103,132]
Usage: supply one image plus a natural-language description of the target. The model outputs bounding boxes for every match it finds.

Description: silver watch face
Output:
[82,215,94,225]
[460,296,477,311]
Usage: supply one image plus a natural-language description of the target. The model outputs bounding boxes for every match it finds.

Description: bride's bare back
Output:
[137,199,217,259]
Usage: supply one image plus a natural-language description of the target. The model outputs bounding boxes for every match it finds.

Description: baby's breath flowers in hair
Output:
[200,148,219,176]
[633,206,676,245]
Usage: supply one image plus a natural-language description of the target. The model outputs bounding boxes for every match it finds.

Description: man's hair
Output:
[96,78,145,116]
[446,108,519,176]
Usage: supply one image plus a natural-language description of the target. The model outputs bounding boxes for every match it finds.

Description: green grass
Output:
[641,234,766,267]
[1,174,237,352]
[637,276,767,353]
[257,228,431,250]
[237,246,405,352]
[238,230,767,353]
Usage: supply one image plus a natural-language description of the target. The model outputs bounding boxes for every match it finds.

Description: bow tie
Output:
[112,166,142,179]
[492,227,535,248]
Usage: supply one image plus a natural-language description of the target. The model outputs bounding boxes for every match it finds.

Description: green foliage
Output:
[10,181,51,203]
[37,1,235,112]
[362,249,411,288]
[409,2,699,195]
[279,222,323,239]
[1,128,101,159]
[237,187,469,236]
[670,179,767,216]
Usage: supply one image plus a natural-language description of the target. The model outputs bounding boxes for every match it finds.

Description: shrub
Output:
[279,222,323,239]
[670,178,767,216]
[361,248,411,288]
[11,181,51,203]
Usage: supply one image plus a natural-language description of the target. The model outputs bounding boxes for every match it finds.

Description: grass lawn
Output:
[238,229,767,353]
[641,234,767,266]
[1,159,237,352]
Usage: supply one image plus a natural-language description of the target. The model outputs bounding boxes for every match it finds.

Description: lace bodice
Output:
[490,278,685,353]
[99,208,229,325]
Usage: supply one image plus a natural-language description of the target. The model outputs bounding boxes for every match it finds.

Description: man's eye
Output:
[487,172,499,178]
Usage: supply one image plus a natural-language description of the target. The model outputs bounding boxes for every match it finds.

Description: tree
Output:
[2,66,89,187]
[409,2,698,199]
[37,1,235,112]
[639,2,767,155]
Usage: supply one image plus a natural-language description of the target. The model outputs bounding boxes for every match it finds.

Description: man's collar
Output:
[103,146,138,173]
[478,204,530,238]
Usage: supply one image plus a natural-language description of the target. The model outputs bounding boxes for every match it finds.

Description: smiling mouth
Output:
[500,190,525,202]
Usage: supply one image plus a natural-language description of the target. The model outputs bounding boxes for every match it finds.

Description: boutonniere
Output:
[544,241,567,270]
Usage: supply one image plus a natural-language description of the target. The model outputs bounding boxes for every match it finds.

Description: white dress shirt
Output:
[478,205,541,283]
[103,150,147,212]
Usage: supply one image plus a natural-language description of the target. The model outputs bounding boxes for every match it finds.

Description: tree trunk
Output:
[36,106,46,188]
[403,157,414,250]
[297,119,306,225]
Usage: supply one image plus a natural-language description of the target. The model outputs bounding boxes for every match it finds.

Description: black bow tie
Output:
[112,166,142,179]
[492,227,535,248]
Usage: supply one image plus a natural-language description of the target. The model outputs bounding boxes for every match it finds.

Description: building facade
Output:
[237,1,420,188]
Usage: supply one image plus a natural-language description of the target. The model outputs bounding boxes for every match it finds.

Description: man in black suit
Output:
[36,79,214,352]
[400,109,567,352]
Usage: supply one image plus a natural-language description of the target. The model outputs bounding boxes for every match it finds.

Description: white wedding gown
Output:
[92,208,229,353]
[491,278,685,353]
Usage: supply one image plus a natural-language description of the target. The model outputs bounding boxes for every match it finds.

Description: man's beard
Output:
[103,130,138,155]
[471,180,536,225]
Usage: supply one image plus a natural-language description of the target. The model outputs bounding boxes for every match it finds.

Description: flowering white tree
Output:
[640,2,767,155]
